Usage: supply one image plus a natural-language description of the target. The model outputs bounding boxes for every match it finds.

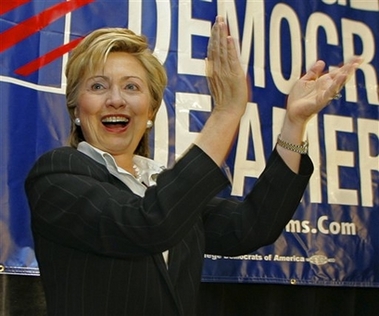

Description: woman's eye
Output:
[126,83,138,91]
[91,83,105,90]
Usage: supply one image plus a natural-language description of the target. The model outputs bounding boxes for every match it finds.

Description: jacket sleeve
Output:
[25,145,229,257]
[202,148,314,256]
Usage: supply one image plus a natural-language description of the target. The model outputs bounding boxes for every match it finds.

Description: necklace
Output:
[133,164,142,182]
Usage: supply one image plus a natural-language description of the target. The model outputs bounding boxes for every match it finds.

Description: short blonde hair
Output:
[65,28,167,157]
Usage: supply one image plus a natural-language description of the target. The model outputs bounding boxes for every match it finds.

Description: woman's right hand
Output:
[194,16,248,166]
[206,16,248,118]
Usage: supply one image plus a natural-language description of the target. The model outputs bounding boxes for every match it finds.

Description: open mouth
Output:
[101,116,129,128]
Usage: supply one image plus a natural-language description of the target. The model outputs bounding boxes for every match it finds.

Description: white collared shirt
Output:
[77,141,165,197]
[77,141,169,265]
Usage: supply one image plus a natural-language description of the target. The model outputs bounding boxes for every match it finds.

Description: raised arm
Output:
[194,16,248,166]
[278,57,363,172]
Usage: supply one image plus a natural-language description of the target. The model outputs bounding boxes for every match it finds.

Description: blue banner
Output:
[1,0,378,287]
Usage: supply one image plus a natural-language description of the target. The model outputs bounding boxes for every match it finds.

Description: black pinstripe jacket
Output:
[25,145,313,316]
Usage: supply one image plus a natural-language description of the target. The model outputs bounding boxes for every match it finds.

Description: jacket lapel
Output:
[152,253,184,315]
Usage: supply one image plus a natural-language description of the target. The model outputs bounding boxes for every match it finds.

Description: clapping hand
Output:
[206,16,248,117]
[285,57,363,128]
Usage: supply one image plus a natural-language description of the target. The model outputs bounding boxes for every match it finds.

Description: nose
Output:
[106,87,126,109]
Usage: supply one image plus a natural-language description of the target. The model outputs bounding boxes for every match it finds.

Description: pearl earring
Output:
[74,118,81,126]
[146,120,153,128]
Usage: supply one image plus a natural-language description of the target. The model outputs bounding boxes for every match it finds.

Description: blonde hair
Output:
[65,28,167,157]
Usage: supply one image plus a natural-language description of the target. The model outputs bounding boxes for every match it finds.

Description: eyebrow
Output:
[87,75,144,83]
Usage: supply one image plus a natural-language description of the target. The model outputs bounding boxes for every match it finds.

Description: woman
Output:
[25,16,361,316]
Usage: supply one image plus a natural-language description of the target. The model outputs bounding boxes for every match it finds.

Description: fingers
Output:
[338,56,363,85]
[345,56,364,69]
[206,16,232,76]
[302,56,362,85]
[207,16,226,61]
[226,36,240,69]
[325,56,363,100]
[323,76,344,104]
[302,60,326,81]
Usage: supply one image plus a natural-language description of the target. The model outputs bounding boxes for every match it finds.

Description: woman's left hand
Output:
[277,56,362,173]
[285,56,363,129]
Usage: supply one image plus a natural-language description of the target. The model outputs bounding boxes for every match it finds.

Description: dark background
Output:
[1,274,378,315]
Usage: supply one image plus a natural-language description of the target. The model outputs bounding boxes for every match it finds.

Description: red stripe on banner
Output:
[14,37,83,76]
[0,0,31,15]
[0,0,93,53]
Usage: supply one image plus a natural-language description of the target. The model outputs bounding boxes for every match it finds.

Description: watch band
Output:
[276,134,308,154]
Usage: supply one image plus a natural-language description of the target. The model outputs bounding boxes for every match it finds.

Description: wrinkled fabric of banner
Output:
[0,0,378,287]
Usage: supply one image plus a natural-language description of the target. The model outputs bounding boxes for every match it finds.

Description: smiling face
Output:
[76,52,152,163]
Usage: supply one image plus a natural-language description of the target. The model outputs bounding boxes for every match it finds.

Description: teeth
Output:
[102,116,129,123]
